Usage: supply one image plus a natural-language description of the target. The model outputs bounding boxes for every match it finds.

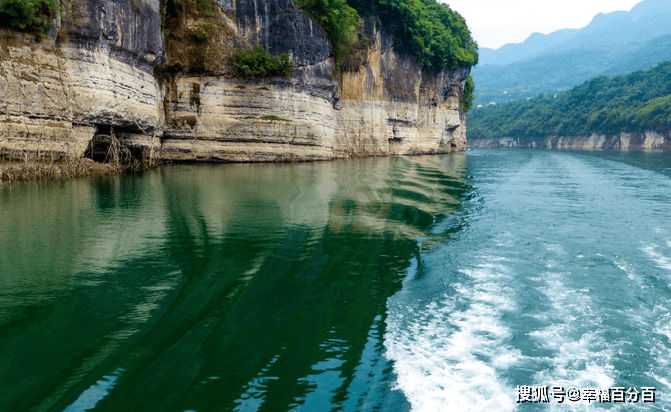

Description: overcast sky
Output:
[445,0,645,49]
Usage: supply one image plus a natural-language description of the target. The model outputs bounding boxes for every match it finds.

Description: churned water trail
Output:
[385,150,671,411]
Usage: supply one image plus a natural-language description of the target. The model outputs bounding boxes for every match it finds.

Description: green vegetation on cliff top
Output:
[296,0,478,110]
[0,0,56,34]
[371,0,478,70]
[295,0,361,72]
[0,0,477,110]
[467,61,671,139]
[298,0,478,72]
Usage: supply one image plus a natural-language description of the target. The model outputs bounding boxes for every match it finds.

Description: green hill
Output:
[467,61,671,140]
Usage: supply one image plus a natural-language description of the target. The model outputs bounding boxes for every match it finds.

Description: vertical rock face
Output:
[336,18,468,156]
[0,0,469,163]
[226,0,331,65]
[67,0,164,68]
[0,0,164,158]
[160,14,469,162]
[160,61,341,162]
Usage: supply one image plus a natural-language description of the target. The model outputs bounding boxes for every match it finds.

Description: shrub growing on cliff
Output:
[461,76,475,112]
[196,0,216,16]
[363,0,478,70]
[294,0,360,72]
[228,45,294,77]
[0,0,56,33]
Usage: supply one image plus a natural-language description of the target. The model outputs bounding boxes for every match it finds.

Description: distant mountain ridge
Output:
[478,28,579,67]
[479,0,671,66]
[472,0,671,105]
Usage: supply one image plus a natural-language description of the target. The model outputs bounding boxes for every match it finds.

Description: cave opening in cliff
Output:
[84,125,144,166]
[84,126,113,163]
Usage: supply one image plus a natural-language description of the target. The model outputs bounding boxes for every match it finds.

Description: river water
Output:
[1,149,671,411]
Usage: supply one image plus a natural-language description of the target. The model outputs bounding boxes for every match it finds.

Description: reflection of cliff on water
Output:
[0,154,469,411]
[0,174,170,412]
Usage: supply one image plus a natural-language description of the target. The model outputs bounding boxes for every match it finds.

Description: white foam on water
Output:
[651,373,671,391]
[544,243,567,255]
[642,243,671,273]
[615,259,643,285]
[653,306,671,348]
[530,272,618,411]
[536,332,615,386]
[385,259,520,412]
[647,303,671,406]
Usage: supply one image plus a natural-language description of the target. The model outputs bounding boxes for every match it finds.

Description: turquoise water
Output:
[1,150,671,411]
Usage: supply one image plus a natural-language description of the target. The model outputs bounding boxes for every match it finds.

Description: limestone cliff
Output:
[0,0,469,163]
[0,0,164,159]
[469,132,671,151]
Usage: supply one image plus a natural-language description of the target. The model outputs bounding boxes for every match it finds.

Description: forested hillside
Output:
[468,61,671,140]
[471,0,671,105]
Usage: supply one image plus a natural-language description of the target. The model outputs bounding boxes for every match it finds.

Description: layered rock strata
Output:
[0,0,469,164]
[469,132,671,151]
[0,0,164,160]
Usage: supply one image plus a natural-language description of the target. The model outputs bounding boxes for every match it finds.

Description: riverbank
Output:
[0,158,120,184]
[468,131,671,151]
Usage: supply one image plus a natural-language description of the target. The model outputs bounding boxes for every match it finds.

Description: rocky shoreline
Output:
[468,131,671,151]
[0,158,117,184]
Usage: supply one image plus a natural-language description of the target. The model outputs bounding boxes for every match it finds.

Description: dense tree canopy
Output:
[0,0,55,34]
[468,61,671,139]
[373,0,478,70]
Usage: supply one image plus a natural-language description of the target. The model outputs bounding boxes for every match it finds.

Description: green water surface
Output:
[0,155,469,412]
